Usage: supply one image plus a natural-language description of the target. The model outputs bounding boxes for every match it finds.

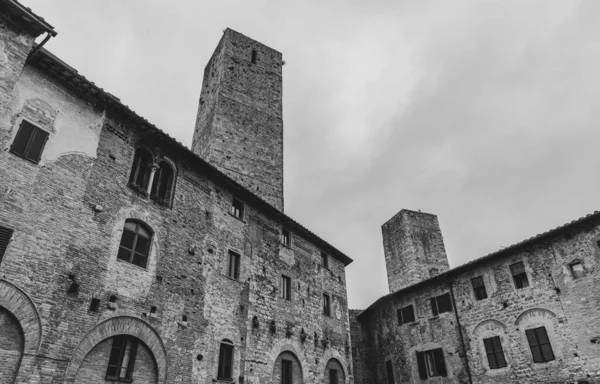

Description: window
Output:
[217,340,234,380]
[227,251,240,280]
[281,275,291,300]
[471,276,488,300]
[417,348,447,379]
[430,293,452,316]
[0,225,14,264]
[281,229,291,247]
[525,327,555,363]
[230,197,244,219]
[129,148,153,190]
[397,305,415,325]
[569,262,585,279]
[106,335,138,381]
[483,336,507,369]
[117,220,152,268]
[150,162,175,204]
[251,49,258,64]
[10,120,49,164]
[510,262,529,289]
[385,360,395,384]
[329,369,339,384]
[323,293,331,316]
[281,359,293,384]
[321,251,329,269]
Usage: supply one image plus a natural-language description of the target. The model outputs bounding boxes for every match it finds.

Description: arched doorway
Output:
[0,306,24,383]
[325,358,345,384]
[273,351,303,384]
[74,335,158,383]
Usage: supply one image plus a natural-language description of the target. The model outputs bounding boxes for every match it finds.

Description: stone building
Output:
[0,1,353,383]
[351,209,600,384]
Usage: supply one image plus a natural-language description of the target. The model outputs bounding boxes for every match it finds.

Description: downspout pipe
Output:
[25,32,52,65]
[449,279,473,384]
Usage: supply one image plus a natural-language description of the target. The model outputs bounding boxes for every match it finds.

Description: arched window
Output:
[129,148,153,190]
[273,351,302,384]
[117,220,153,268]
[150,161,175,204]
[326,358,345,384]
[218,339,234,380]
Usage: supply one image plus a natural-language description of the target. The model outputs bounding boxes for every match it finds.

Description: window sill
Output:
[116,258,149,272]
[105,377,133,383]
[127,183,172,209]
[228,212,246,223]
[224,275,244,284]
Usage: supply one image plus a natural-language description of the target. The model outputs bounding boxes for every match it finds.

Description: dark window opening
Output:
[281,229,291,247]
[10,120,49,164]
[570,262,585,279]
[483,336,507,369]
[89,298,100,312]
[150,161,175,205]
[471,276,488,300]
[321,251,329,269]
[281,359,293,384]
[129,148,153,191]
[526,326,555,363]
[0,225,14,264]
[385,360,395,384]
[323,293,331,316]
[417,348,447,379]
[227,251,240,280]
[281,275,291,300]
[230,197,244,219]
[329,369,338,384]
[430,293,452,316]
[510,262,529,289]
[105,335,138,381]
[251,49,258,64]
[217,340,234,380]
[397,304,415,325]
[117,220,152,269]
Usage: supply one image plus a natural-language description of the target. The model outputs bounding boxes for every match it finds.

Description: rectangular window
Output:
[483,336,507,369]
[0,225,14,264]
[10,120,49,164]
[218,341,234,380]
[330,369,338,384]
[227,251,240,280]
[106,336,138,381]
[323,293,331,316]
[281,229,291,247]
[471,276,488,300]
[281,359,293,384]
[430,293,452,316]
[230,197,244,219]
[416,348,447,379]
[570,262,584,279]
[281,275,291,300]
[526,327,555,363]
[510,262,529,289]
[385,360,395,384]
[397,305,415,325]
[321,251,329,269]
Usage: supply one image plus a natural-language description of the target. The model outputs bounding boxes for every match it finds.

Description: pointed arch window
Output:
[117,220,153,268]
[129,148,153,191]
[150,161,175,204]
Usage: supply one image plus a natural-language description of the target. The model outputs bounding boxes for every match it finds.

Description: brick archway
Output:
[0,279,42,355]
[64,316,168,384]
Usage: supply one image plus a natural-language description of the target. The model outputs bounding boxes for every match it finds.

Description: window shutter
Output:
[10,121,34,156]
[385,360,395,384]
[430,298,438,316]
[493,336,507,368]
[483,338,498,369]
[526,328,543,363]
[0,226,13,263]
[28,127,49,163]
[397,309,403,325]
[416,351,427,379]
[403,305,415,323]
[536,327,555,362]
[438,293,452,313]
[434,348,447,376]
[126,340,138,378]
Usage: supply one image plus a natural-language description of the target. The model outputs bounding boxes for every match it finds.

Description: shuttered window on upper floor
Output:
[10,120,49,164]
[0,226,14,264]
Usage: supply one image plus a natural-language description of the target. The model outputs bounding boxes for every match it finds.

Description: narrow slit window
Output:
[510,262,529,289]
[471,276,488,300]
[10,120,49,164]
[281,229,291,247]
[321,251,329,269]
[251,49,258,64]
[323,293,331,316]
[227,251,240,280]
[280,275,291,300]
[217,340,234,380]
[385,360,395,384]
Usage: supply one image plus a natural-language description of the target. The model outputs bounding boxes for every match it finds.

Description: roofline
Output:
[358,210,600,321]
[28,47,353,267]
[5,0,57,36]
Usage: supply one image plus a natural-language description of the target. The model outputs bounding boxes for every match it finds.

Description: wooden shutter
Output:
[28,127,49,163]
[536,327,555,362]
[434,348,447,376]
[125,339,139,379]
[526,328,543,363]
[493,336,507,368]
[10,121,34,156]
[416,351,428,379]
[484,337,507,369]
[397,309,403,325]
[403,305,415,323]
[437,293,452,313]
[430,297,438,316]
[0,226,13,263]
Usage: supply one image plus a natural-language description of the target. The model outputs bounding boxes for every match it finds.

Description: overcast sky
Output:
[23,0,600,309]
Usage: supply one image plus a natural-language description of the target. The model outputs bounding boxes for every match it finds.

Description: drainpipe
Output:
[25,32,53,65]
[449,279,473,384]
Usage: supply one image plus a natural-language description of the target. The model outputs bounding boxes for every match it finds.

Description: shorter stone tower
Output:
[382,209,449,292]
[192,28,284,211]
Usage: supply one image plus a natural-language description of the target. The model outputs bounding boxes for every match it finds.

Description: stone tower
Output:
[382,209,450,292]
[192,28,284,211]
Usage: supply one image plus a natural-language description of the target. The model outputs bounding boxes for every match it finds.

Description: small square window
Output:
[323,293,331,316]
[510,262,529,289]
[569,262,584,279]
[10,120,49,164]
[281,229,291,247]
[430,293,452,316]
[230,197,244,219]
[321,251,329,269]
[280,275,291,300]
[227,251,240,280]
[397,304,415,325]
[471,276,488,300]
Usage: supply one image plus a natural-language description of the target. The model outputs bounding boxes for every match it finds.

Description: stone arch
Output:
[267,339,309,383]
[0,279,42,354]
[322,348,350,383]
[514,308,556,326]
[473,319,507,337]
[64,316,168,384]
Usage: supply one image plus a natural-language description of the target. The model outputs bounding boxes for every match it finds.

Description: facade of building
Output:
[0,1,353,383]
[352,209,600,384]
